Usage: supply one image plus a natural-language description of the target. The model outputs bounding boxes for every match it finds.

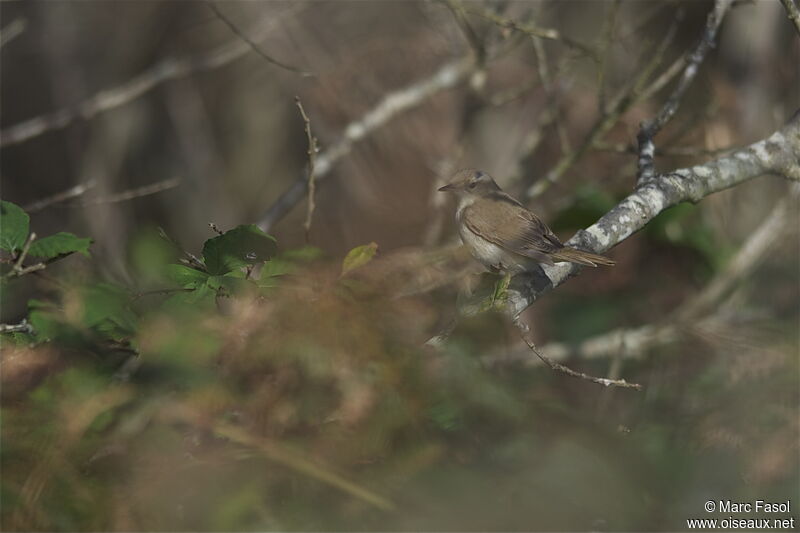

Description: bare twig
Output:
[515,319,642,390]
[206,1,312,77]
[0,7,304,147]
[65,177,180,206]
[294,96,319,242]
[0,18,27,49]
[596,0,621,113]
[779,0,800,36]
[211,422,395,511]
[22,180,97,213]
[636,0,732,183]
[12,232,35,273]
[208,222,224,236]
[466,7,597,61]
[4,233,46,279]
[526,8,684,199]
[255,56,476,232]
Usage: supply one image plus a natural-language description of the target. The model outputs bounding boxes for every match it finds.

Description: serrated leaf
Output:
[0,201,30,253]
[202,224,277,275]
[28,232,91,260]
[166,264,209,288]
[341,242,378,276]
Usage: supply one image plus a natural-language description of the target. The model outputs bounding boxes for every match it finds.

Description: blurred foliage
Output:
[2,198,798,531]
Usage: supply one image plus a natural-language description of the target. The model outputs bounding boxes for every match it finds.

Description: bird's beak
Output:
[438,183,456,192]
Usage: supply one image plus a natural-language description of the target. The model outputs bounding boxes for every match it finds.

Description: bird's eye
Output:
[468,181,477,189]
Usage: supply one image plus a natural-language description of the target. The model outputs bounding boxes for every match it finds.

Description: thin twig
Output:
[64,177,180,206]
[22,180,97,213]
[515,319,642,390]
[0,6,305,147]
[12,232,35,274]
[255,56,476,232]
[779,0,800,36]
[208,222,224,236]
[526,8,684,199]
[636,0,732,183]
[294,96,319,242]
[596,0,621,113]
[466,7,598,61]
[5,232,47,279]
[206,1,313,77]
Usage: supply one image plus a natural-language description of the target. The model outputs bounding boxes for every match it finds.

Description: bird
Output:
[438,169,614,274]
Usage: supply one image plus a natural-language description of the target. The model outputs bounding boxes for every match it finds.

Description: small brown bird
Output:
[438,169,614,274]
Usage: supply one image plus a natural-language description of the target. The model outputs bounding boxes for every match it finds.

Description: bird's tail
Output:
[551,246,615,267]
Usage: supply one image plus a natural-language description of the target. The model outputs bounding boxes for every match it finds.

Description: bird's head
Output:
[438,169,500,197]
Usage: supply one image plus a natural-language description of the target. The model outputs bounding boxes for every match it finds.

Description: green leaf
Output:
[206,274,254,296]
[81,284,137,334]
[166,264,209,288]
[202,224,277,275]
[341,242,378,276]
[0,201,30,253]
[28,232,91,260]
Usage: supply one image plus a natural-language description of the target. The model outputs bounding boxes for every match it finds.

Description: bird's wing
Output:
[462,192,564,264]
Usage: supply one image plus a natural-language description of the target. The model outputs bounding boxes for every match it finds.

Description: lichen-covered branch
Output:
[779,0,800,36]
[506,109,800,318]
[492,186,797,367]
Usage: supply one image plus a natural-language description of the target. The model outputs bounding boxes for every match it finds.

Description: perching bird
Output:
[438,169,614,274]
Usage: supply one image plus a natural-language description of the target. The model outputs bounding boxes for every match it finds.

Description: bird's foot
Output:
[489,272,511,309]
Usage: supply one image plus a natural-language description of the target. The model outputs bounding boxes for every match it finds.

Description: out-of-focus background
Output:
[1,1,798,531]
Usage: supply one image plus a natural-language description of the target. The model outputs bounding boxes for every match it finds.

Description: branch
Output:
[490,186,797,367]
[515,318,643,390]
[65,177,180,207]
[525,7,685,199]
[506,109,800,318]
[636,0,732,182]
[0,7,303,147]
[206,2,313,77]
[0,320,34,335]
[294,96,319,242]
[22,180,97,213]
[255,56,476,232]
[779,0,800,36]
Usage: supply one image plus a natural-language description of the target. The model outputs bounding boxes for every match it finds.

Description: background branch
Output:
[255,56,476,232]
[636,0,733,182]
[0,7,304,147]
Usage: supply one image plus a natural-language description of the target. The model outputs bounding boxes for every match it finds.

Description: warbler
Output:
[438,169,614,273]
